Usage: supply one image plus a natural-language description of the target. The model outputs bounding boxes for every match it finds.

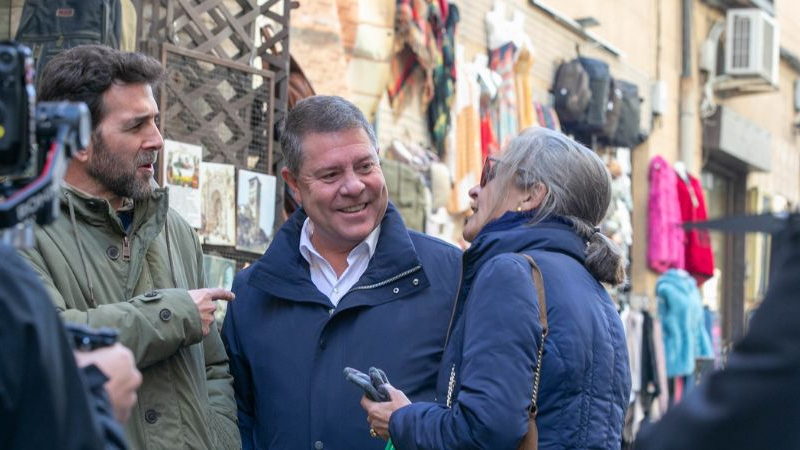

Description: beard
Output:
[86,132,157,201]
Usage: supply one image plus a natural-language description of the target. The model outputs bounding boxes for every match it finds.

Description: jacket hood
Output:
[248,202,422,304]
[656,268,697,295]
[60,182,169,234]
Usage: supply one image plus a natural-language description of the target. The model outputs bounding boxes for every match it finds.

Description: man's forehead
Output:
[101,82,159,118]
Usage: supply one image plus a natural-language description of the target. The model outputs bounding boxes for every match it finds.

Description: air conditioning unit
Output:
[724,8,779,87]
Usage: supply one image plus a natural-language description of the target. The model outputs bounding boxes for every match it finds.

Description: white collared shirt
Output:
[299,218,381,307]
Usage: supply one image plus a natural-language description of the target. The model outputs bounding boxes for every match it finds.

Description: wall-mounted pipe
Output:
[679,0,696,171]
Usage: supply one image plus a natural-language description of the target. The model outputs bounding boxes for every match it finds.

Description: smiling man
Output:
[20,45,239,450]
[222,95,461,449]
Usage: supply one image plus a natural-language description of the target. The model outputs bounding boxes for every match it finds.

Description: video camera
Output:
[0,42,117,351]
[0,41,90,247]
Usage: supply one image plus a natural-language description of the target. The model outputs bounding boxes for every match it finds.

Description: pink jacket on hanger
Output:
[648,156,685,272]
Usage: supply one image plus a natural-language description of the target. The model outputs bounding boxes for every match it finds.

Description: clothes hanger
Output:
[674,161,689,183]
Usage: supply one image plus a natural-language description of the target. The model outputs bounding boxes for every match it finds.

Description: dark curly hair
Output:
[37,44,165,131]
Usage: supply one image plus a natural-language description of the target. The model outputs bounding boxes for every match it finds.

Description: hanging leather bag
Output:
[517,253,548,450]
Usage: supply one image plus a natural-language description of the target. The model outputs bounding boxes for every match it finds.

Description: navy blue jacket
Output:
[389,213,631,449]
[222,203,461,450]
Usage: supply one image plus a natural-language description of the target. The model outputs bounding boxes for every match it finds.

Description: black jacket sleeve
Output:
[636,221,800,449]
[0,244,108,450]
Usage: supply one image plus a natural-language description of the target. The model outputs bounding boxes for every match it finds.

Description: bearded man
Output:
[20,45,240,450]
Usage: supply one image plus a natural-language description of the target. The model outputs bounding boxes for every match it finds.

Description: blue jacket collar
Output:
[248,202,422,303]
[463,212,586,281]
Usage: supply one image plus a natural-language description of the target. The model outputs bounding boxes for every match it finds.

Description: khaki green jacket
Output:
[21,185,240,450]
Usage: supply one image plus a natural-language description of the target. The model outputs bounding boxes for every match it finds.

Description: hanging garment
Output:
[657,269,714,378]
[489,42,518,149]
[388,0,438,108]
[648,156,685,272]
[448,53,483,214]
[426,3,459,156]
[676,173,715,286]
[651,317,670,417]
[16,0,123,80]
[640,311,662,415]
[514,47,535,130]
[119,0,137,52]
[623,308,644,397]
[478,75,500,159]
[381,158,427,232]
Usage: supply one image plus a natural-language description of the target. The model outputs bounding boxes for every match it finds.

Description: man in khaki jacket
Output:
[21,45,240,449]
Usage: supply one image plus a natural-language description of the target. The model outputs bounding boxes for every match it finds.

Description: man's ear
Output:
[74,147,90,163]
[75,130,100,163]
[281,167,302,205]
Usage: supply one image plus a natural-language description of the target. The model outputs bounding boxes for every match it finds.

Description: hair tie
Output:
[593,226,601,234]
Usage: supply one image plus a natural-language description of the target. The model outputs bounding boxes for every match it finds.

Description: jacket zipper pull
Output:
[122,236,131,262]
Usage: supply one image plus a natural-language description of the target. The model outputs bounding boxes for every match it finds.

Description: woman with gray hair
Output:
[361,127,631,449]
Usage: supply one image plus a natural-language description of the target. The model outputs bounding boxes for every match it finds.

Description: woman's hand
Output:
[361,384,411,440]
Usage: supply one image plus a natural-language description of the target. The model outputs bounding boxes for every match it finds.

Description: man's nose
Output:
[145,122,164,151]
[339,169,366,195]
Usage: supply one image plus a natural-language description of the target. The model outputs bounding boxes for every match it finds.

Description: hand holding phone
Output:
[344,366,390,402]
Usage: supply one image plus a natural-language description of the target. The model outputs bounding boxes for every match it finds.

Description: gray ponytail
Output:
[491,128,626,286]
[567,216,627,286]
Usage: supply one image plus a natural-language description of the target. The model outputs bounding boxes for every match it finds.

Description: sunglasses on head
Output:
[480,156,501,188]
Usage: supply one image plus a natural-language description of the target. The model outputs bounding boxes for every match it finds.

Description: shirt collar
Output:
[299,218,381,265]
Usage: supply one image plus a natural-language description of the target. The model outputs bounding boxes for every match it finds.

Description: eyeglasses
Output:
[480,156,500,188]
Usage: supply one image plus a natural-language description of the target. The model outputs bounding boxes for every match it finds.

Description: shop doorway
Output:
[701,161,747,351]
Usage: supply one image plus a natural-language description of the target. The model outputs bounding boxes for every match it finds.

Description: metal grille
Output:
[161,44,274,268]
[133,0,290,145]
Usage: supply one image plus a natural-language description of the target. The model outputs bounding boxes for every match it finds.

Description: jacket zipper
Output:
[122,235,131,262]
[347,265,422,292]
[442,264,465,349]
[446,363,456,408]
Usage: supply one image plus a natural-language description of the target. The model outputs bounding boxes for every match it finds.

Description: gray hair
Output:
[280,95,378,175]
[491,127,626,286]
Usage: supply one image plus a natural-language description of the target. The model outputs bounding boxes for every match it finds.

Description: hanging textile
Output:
[657,269,714,378]
[426,2,459,156]
[478,77,500,159]
[676,173,715,286]
[389,0,438,108]
[489,42,518,149]
[648,156,685,272]
[448,49,483,214]
[514,47,534,130]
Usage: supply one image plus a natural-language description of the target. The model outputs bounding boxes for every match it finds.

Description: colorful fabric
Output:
[388,0,437,107]
[489,42,518,149]
[426,3,459,156]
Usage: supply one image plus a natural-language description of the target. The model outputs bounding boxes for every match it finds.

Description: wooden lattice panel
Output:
[161,44,274,172]
[135,0,291,129]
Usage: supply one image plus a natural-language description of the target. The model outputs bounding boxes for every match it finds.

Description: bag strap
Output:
[519,253,548,417]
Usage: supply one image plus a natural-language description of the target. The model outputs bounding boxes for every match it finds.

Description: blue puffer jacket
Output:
[389,212,631,449]
[222,203,461,450]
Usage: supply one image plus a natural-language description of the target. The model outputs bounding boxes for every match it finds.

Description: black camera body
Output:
[0,41,91,244]
[64,322,119,351]
[0,42,35,178]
